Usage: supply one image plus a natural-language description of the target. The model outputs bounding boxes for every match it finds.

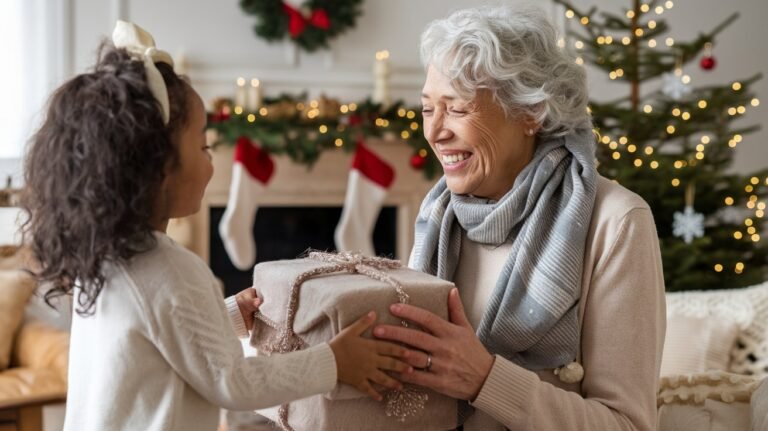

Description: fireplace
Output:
[182,137,437,294]
[209,206,397,296]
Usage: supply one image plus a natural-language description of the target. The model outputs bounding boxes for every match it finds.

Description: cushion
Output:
[661,314,739,376]
[0,270,37,370]
[752,378,768,430]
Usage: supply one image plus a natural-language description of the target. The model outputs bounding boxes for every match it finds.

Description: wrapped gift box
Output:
[249,252,460,431]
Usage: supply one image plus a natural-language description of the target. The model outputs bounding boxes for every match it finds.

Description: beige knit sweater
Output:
[417,175,666,431]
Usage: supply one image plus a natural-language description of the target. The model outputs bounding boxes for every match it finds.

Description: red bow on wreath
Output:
[282,3,330,38]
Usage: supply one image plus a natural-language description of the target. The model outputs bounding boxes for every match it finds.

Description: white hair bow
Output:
[112,20,175,124]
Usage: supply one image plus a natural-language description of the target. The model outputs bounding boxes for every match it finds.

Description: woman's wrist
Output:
[470,352,496,401]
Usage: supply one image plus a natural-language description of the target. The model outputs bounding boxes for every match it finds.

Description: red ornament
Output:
[700,56,716,71]
[410,154,427,170]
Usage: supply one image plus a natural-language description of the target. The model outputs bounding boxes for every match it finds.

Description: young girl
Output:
[22,21,411,431]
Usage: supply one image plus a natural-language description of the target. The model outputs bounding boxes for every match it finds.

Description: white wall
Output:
[2,0,765,185]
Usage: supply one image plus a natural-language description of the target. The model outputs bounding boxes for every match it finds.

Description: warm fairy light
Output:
[601,135,611,144]
[259,107,268,116]
[665,1,674,8]
[681,75,691,84]
[734,134,743,143]
[696,152,705,160]
[575,40,584,49]
[319,125,328,133]
[751,176,760,185]
[580,16,589,25]
[566,9,575,18]
[674,160,683,169]
[749,195,758,202]
[401,131,411,139]
[681,111,691,120]
[696,144,705,152]
[626,10,635,19]
[734,231,743,239]
[671,178,680,186]
[644,146,654,155]
[597,36,606,44]
[375,50,390,61]
[746,185,754,193]
[628,144,637,153]
[728,139,737,147]
[575,57,584,65]
[672,108,681,116]
[648,39,657,48]
[236,77,246,86]
[557,38,566,48]
[666,37,675,46]
[348,103,358,111]
[725,197,735,205]
[619,136,628,144]
[640,4,650,13]
[616,68,625,77]
[655,6,664,14]
[635,159,644,167]
[728,108,737,116]
[250,78,260,87]
[650,161,659,169]
[648,20,657,29]
[757,210,765,218]
[701,136,711,144]
[622,36,631,45]
[609,71,618,80]
[643,104,653,113]
[748,226,757,235]
[635,28,644,37]
[397,108,406,117]
[340,105,349,113]
[247,114,256,122]
[418,149,428,157]
[752,234,761,242]
[714,264,723,272]
[612,152,621,160]
[406,110,416,119]
[410,122,419,130]
[752,98,760,107]
[609,141,619,150]
[234,106,243,115]
[732,82,742,91]
[666,125,676,134]
[736,262,745,271]
[605,36,614,44]
[759,203,767,210]
[737,106,746,114]
[746,219,754,226]
[334,138,343,147]
[698,100,708,109]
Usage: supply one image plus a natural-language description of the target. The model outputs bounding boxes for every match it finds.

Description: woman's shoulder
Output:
[588,176,656,243]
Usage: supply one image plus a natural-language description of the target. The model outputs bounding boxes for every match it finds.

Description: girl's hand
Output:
[329,311,414,401]
[234,287,262,331]
[372,288,495,401]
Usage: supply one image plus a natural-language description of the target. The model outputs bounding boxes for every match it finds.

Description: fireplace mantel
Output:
[186,136,438,264]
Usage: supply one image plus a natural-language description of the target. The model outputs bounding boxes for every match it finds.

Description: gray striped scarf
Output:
[411,129,597,369]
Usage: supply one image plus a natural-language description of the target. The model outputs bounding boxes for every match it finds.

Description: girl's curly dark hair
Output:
[21,42,190,316]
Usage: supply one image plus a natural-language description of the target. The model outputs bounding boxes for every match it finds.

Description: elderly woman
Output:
[373,5,665,431]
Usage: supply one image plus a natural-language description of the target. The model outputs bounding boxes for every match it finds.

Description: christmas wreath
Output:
[240,0,364,52]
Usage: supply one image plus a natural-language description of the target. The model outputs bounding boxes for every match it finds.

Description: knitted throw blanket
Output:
[411,129,598,369]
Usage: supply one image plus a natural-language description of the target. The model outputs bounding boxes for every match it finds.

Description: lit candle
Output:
[372,50,391,106]
[234,77,247,109]
[247,78,262,112]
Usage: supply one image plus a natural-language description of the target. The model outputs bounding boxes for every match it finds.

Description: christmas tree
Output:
[553,0,767,291]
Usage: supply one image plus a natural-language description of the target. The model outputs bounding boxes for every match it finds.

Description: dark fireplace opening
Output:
[209,206,397,297]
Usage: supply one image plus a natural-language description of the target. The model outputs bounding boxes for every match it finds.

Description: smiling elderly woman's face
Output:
[421,66,537,201]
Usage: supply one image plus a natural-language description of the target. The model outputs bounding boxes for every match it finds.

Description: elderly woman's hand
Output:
[373,288,495,401]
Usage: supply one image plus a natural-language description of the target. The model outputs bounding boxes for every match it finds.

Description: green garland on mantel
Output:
[206,94,442,179]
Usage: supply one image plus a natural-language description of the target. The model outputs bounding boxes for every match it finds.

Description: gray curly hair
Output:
[420,5,591,138]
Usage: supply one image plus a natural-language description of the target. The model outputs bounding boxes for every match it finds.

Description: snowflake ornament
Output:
[662,70,692,100]
[673,206,705,244]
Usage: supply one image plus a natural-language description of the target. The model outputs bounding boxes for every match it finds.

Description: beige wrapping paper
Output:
[249,252,460,431]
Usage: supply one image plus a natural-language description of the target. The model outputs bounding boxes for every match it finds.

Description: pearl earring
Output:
[527,129,535,136]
